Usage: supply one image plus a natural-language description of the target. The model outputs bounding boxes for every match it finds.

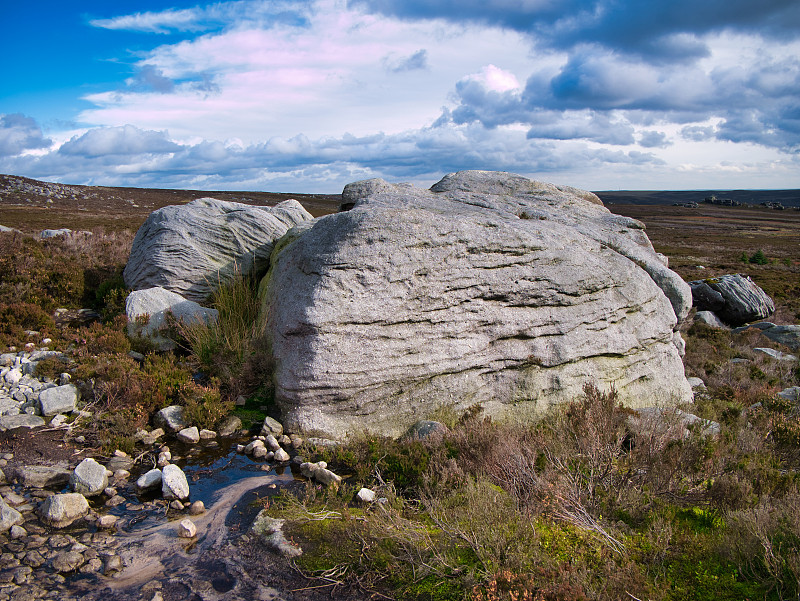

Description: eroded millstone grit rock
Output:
[124,197,313,302]
[263,171,693,439]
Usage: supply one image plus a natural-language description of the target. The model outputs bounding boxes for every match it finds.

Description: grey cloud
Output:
[129,65,176,93]
[1,122,665,191]
[0,114,51,156]
[352,0,800,61]
[383,49,429,73]
[681,125,716,141]
[637,131,671,148]
[59,125,181,157]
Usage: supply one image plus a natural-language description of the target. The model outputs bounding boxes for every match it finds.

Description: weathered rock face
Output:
[126,287,218,351]
[263,171,693,439]
[124,198,313,302]
[689,274,774,326]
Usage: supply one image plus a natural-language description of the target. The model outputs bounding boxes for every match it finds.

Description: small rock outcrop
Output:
[126,287,218,351]
[264,171,693,439]
[124,198,313,302]
[70,458,108,497]
[39,493,90,528]
[161,464,190,500]
[689,274,774,326]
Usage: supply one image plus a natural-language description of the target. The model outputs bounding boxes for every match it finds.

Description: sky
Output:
[1,0,799,193]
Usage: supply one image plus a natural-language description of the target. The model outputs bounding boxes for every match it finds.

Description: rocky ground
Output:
[0,345,372,601]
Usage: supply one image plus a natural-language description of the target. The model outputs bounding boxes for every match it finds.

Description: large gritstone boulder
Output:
[263,171,693,439]
[124,198,313,302]
[689,274,774,326]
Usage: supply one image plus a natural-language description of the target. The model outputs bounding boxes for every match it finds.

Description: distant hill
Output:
[595,189,800,207]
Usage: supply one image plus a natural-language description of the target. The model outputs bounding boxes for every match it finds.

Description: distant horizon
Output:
[4,171,800,198]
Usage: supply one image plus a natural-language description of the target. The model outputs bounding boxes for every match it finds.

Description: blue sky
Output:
[1,0,799,192]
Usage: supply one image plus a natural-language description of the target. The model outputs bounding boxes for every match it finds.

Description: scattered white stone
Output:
[153,406,187,432]
[262,417,283,436]
[199,429,217,440]
[177,518,197,539]
[38,384,78,416]
[177,426,200,444]
[357,488,376,503]
[244,439,265,456]
[754,347,797,362]
[162,464,190,500]
[274,448,290,462]
[300,462,342,486]
[70,458,108,497]
[0,497,23,532]
[264,434,281,452]
[188,500,205,515]
[136,469,163,492]
[39,493,90,528]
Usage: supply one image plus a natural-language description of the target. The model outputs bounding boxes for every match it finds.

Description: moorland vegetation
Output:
[1,201,799,600]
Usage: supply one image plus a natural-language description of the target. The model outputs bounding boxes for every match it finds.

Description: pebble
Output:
[177,519,197,539]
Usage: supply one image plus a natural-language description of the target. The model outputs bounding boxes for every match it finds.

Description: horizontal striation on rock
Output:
[264,171,692,438]
[125,198,312,302]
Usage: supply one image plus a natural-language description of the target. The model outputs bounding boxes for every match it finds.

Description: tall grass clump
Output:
[177,268,272,400]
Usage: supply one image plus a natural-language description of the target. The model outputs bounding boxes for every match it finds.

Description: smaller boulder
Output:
[403,420,449,441]
[274,448,290,462]
[136,469,163,493]
[39,493,90,528]
[177,519,197,539]
[126,287,218,351]
[754,348,797,362]
[0,497,23,533]
[153,406,187,433]
[261,417,283,437]
[695,311,727,329]
[176,426,200,444]
[38,384,79,417]
[161,464,189,500]
[218,415,242,437]
[690,274,774,326]
[778,387,800,402]
[70,458,108,497]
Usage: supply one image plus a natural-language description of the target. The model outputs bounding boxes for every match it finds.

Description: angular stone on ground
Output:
[176,426,200,444]
[0,414,45,431]
[300,462,342,486]
[161,464,190,500]
[8,465,70,488]
[754,347,797,362]
[136,469,163,492]
[39,493,90,528]
[126,287,218,351]
[177,518,197,538]
[778,387,800,402]
[737,323,800,351]
[689,274,775,326]
[38,384,78,417]
[153,405,187,433]
[0,497,23,532]
[356,488,376,503]
[218,415,242,437]
[70,458,108,497]
[261,416,283,436]
[124,198,313,302]
[264,171,693,439]
[403,420,449,441]
[694,310,727,329]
